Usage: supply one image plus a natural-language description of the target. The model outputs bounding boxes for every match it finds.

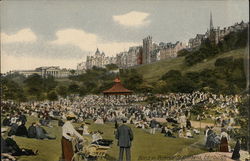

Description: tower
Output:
[210,12,214,31]
[142,36,153,64]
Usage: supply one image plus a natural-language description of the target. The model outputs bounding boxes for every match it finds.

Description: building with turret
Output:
[86,48,116,69]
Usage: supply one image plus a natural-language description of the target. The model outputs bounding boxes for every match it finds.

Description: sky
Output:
[0,0,249,73]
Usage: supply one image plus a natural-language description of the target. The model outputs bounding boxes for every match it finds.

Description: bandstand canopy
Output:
[103,78,133,95]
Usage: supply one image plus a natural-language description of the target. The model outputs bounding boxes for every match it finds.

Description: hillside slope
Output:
[135,48,246,83]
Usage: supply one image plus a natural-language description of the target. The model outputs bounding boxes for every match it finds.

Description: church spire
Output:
[210,11,214,30]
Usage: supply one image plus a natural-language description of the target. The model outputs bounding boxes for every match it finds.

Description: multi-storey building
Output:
[127,46,142,67]
[116,51,128,68]
[160,41,185,60]
[86,48,112,69]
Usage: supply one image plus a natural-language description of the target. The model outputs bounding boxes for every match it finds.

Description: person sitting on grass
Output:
[82,123,90,135]
[186,130,193,138]
[15,122,28,137]
[8,121,19,136]
[1,128,37,158]
[35,123,56,140]
[193,129,200,135]
[27,122,37,138]
[2,115,11,126]
[164,126,176,138]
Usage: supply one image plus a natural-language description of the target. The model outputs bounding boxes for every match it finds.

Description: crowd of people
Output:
[1,91,243,160]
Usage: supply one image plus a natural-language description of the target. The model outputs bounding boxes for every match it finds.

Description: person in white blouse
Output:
[61,119,84,161]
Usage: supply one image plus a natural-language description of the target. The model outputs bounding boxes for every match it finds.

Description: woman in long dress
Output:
[219,129,230,152]
[61,118,84,161]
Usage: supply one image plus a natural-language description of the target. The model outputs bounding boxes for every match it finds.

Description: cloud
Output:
[113,11,150,27]
[1,28,37,43]
[50,29,98,52]
[1,51,80,73]
[50,28,139,56]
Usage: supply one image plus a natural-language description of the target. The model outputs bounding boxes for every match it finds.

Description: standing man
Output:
[149,119,157,134]
[116,118,133,161]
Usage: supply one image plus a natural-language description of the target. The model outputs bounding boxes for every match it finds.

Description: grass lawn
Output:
[3,116,208,161]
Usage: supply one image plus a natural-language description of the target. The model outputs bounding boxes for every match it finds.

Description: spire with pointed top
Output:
[210,12,214,30]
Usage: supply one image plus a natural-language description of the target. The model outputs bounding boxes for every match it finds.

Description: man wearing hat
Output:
[115,118,133,161]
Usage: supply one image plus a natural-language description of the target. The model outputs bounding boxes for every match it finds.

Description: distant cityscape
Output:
[7,13,248,78]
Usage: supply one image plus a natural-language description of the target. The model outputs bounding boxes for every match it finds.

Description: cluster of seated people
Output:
[161,119,200,139]
[2,115,56,140]
[1,128,38,161]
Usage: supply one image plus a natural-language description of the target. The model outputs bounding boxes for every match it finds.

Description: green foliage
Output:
[68,83,80,94]
[218,28,248,52]
[47,90,58,101]
[161,70,197,93]
[158,56,246,94]
[1,78,27,102]
[120,69,143,92]
[43,76,58,92]
[185,40,219,66]
[105,63,119,71]
[56,85,68,98]
[177,49,191,57]
[24,74,44,100]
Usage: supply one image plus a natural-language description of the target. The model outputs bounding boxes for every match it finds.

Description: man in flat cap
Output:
[115,118,133,161]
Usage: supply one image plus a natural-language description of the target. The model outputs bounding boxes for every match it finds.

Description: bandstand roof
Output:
[103,78,133,95]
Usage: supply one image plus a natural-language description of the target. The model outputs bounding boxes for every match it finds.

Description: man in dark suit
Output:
[115,118,133,161]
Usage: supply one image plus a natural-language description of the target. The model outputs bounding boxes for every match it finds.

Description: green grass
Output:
[135,48,246,83]
[2,116,207,161]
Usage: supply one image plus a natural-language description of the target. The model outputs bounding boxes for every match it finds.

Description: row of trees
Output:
[152,56,246,94]
[1,63,146,102]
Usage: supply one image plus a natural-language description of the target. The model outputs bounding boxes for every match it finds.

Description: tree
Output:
[70,70,76,75]
[24,74,44,100]
[120,69,143,92]
[105,64,118,71]
[2,78,26,102]
[177,49,191,57]
[68,83,80,94]
[161,70,182,81]
[47,90,58,101]
[43,75,58,92]
[56,85,68,98]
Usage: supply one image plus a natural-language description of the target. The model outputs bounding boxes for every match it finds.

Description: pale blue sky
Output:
[1,0,249,72]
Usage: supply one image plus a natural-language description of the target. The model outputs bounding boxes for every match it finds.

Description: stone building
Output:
[188,34,206,49]
[127,46,142,67]
[11,66,71,78]
[160,41,185,60]
[116,51,128,68]
[86,48,108,69]
[142,36,153,64]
